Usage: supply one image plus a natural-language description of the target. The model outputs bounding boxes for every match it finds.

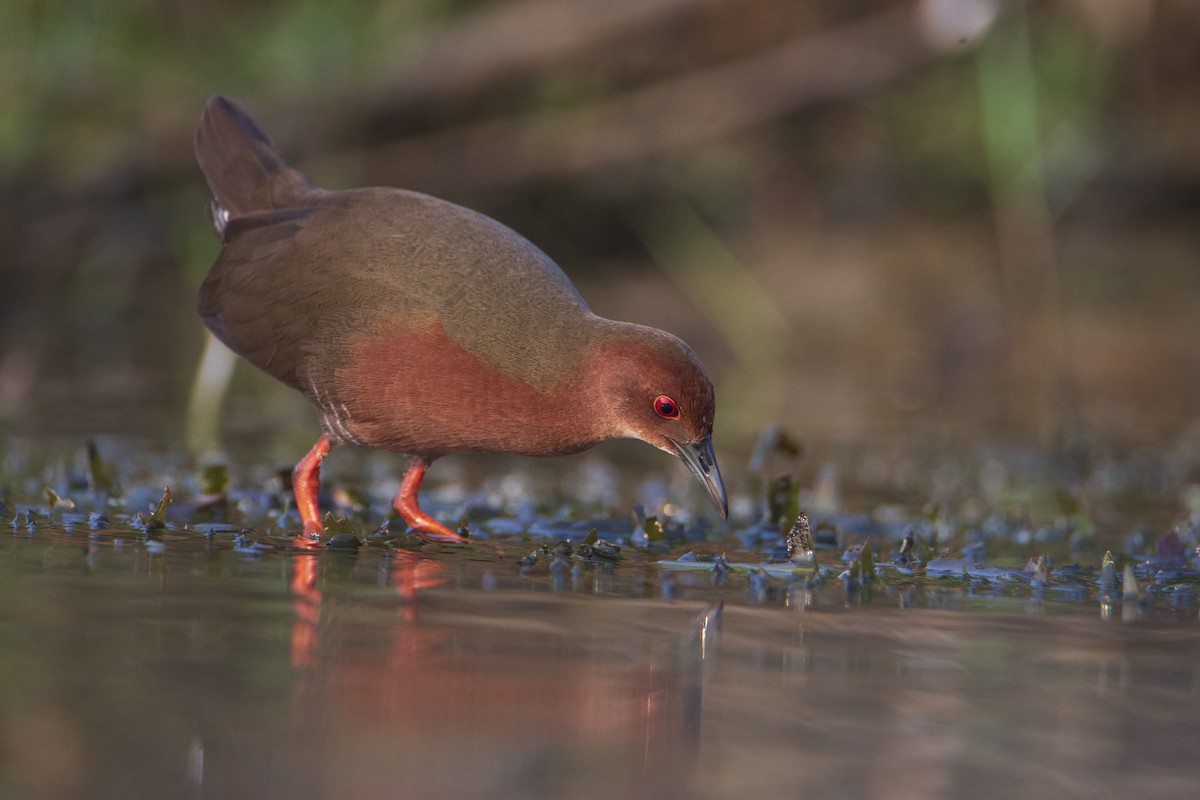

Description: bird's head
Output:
[590,324,727,519]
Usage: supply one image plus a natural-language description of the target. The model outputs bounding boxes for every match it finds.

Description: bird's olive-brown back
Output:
[198,187,612,450]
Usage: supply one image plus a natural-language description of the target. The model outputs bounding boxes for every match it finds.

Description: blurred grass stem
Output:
[976,5,1075,446]
[185,330,237,454]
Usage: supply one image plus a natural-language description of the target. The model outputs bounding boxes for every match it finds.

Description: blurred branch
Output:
[339,4,944,193]
[379,0,728,106]
[8,2,957,204]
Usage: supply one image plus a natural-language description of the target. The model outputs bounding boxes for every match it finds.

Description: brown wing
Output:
[197,206,328,391]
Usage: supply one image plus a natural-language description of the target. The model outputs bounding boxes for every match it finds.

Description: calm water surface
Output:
[1,524,1198,799]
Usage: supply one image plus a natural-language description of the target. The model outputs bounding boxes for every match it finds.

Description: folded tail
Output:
[194,96,318,227]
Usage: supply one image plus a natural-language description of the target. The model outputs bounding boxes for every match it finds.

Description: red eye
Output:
[653,395,680,419]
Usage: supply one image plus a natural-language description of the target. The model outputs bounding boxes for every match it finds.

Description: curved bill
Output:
[671,434,728,519]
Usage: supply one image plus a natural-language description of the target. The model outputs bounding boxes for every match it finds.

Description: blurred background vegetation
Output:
[1,0,1198,463]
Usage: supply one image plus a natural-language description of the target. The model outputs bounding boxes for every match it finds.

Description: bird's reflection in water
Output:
[280,542,717,797]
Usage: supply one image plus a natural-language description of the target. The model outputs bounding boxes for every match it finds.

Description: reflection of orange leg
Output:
[393,456,468,543]
[289,438,333,668]
[391,549,447,623]
[392,550,448,600]
[289,547,322,668]
[293,435,331,539]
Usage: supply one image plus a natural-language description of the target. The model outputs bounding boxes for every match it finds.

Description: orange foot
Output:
[393,455,468,544]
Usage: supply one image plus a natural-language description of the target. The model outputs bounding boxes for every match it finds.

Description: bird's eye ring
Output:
[653,395,680,420]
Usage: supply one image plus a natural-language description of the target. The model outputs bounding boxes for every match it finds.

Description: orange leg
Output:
[393,456,468,543]
[293,435,331,540]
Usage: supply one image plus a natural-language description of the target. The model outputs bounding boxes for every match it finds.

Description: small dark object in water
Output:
[551,540,574,561]
[897,527,930,566]
[551,541,573,571]
[325,533,362,550]
[518,551,539,568]
[785,514,813,560]
[88,512,110,530]
[577,540,621,560]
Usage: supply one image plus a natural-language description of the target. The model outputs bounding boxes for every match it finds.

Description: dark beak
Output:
[671,434,728,519]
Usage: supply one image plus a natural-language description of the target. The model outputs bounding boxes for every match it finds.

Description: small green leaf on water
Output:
[860,540,876,582]
[199,464,229,496]
[583,528,599,545]
[147,486,172,529]
[323,513,356,536]
[87,441,114,494]
[643,516,665,542]
[44,487,74,510]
